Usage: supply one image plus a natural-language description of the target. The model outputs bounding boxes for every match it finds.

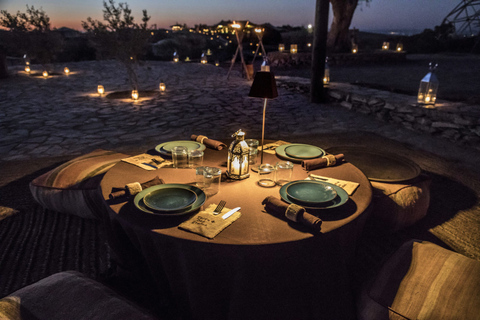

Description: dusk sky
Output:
[1,0,456,34]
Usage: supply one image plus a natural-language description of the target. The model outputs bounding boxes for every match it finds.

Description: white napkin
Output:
[259,140,290,154]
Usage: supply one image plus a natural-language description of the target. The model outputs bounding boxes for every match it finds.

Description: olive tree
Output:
[82,0,151,90]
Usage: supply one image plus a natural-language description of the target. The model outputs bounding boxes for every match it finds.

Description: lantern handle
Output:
[231,129,244,138]
[429,62,438,71]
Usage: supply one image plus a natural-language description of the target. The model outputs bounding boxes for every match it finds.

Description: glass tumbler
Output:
[172,146,188,168]
[203,167,222,196]
[195,166,206,188]
[275,161,294,186]
[188,149,204,168]
[245,139,259,165]
[257,164,276,188]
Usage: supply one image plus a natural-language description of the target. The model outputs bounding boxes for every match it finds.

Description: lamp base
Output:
[226,171,250,180]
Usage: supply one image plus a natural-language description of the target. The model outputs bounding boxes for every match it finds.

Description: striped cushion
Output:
[30,149,128,219]
[358,240,480,320]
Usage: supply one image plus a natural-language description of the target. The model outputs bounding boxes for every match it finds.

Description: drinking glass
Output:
[195,166,206,188]
[257,164,276,188]
[189,149,204,168]
[172,146,188,168]
[275,161,294,186]
[203,167,222,196]
[245,139,259,165]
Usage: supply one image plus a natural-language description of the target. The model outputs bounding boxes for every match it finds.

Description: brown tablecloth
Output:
[100,140,372,319]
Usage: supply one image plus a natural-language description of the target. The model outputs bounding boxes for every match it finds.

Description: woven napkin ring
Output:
[125,182,142,196]
[285,204,304,222]
[323,154,336,166]
[196,135,208,144]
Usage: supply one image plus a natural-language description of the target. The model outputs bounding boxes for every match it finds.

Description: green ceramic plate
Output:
[275,144,325,163]
[134,184,206,216]
[280,180,348,210]
[143,187,197,212]
[155,141,206,157]
[286,181,337,205]
[285,145,324,159]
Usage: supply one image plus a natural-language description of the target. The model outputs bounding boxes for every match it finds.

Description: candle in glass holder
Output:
[132,89,139,100]
[43,70,48,78]
[97,85,105,95]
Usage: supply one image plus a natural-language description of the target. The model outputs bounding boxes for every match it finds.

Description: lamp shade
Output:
[248,71,278,99]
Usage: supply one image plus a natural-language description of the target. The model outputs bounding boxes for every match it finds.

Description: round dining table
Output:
[99,140,372,320]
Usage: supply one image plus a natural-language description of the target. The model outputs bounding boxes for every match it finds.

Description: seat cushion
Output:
[29,149,128,219]
[370,175,431,232]
[0,271,156,320]
[358,240,480,320]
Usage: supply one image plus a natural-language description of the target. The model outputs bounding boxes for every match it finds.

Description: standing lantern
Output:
[64,67,70,75]
[42,70,48,78]
[382,42,390,50]
[131,89,139,100]
[25,66,31,73]
[201,53,207,64]
[396,42,403,52]
[323,58,330,86]
[173,51,179,63]
[159,81,166,92]
[290,44,298,54]
[278,44,285,52]
[226,130,250,180]
[352,43,358,54]
[417,63,439,106]
[97,85,105,95]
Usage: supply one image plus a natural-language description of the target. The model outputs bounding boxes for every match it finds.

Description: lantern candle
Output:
[352,43,358,54]
[278,44,285,52]
[201,53,207,64]
[64,67,70,74]
[97,85,105,95]
[396,43,403,52]
[226,130,250,180]
[25,66,31,73]
[132,89,139,100]
[382,42,390,50]
[323,59,330,85]
[290,44,298,54]
[173,51,179,62]
[159,81,166,92]
[42,71,49,78]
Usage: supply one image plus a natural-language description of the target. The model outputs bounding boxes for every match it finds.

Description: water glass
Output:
[275,161,294,186]
[257,163,276,188]
[172,146,188,168]
[195,166,206,188]
[203,167,222,196]
[189,149,204,168]
[245,139,259,165]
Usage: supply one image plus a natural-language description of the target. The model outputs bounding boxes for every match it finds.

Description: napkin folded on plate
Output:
[262,196,322,232]
[308,174,359,195]
[302,154,345,171]
[109,176,164,200]
[191,134,227,150]
[179,204,241,239]
[259,140,290,154]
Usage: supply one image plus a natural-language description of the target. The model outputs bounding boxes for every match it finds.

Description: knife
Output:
[222,207,241,220]
[142,162,158,169]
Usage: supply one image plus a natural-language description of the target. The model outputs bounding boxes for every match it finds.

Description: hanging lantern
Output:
[64,67,70,75]
[323,58,330,86]
[382,42,390,50]
[417,63,439,107]
[278,44,285,52]
[43,70,49,78]
[159,81,166,92]
[97,85,105,95]
[290,44,298,54]
[226,129,250,180]
[131,89,139,100]
[352,43,358,54]
[200,53,207,64]
[25,66,31,73]
[396,42,403,52]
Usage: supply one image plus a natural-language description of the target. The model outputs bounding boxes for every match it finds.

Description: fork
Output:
[213,200,226,215]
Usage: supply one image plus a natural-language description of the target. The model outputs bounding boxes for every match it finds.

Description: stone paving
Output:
[1,60,479,173]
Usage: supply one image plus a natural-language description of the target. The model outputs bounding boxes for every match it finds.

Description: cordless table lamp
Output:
[248,71,278,165]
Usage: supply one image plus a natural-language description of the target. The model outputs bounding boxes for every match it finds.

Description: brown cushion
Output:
[29,149,128,219]
[371,175,431,231]
[0,271,156,320]
[358,240,480,320]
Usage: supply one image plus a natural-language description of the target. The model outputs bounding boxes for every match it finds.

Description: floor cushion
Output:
[358,240,480,320]
[370,174,431,232]
[29,149,128,219]
[0,271,157,320]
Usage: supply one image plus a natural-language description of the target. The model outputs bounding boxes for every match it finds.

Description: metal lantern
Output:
[323,58,330,86]
[417,63,439,106]
[352,43,358,54]
[25,66,31,73]
[201,53,207,64]
[97,85,105,95]
[42,70,48,78]
[173,51,179,63]
[261,57,270,72]
[382,42,390,50]
[290,44,298,54]
[64,67,70,74]
[159,81,166,92]
[132,89,139,100]
[279,44,285,52]
[226,130,250,180]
